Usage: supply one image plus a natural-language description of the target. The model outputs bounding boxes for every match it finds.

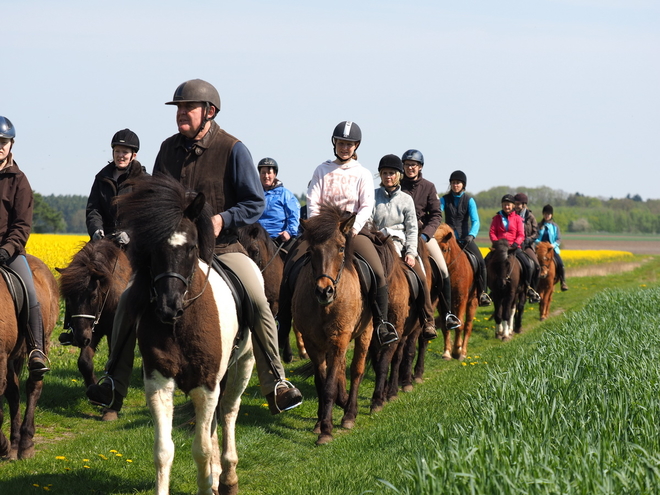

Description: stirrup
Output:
[445,313,462,330]
[28,349,51,379]
[479,292,492,307]
[376,320,398,346]
[271,380,302,413]
[89,375,117,408]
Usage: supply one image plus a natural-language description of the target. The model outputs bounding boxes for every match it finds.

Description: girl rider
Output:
[0,116,49,380]
[535,204,569,291]
[371,154,439,341]
[440,170,492,307]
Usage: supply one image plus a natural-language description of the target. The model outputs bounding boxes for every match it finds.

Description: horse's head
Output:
[536,242,554,279]
[303,205,356,306]
[434,224,457,259]
[57,239,123,347]
[490,239,515,289]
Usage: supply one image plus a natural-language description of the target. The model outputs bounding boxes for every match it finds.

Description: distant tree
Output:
[42,194,87,233]
[568,218,591,233]
[33,192,66,233]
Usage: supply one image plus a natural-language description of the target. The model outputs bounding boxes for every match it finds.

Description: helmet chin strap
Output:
[333,140,360,163]
[193,103,211,140]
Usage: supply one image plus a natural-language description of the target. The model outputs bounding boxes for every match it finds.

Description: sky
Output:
[4,0,659,201]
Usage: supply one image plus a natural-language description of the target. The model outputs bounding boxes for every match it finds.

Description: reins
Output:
[260,241,284,274]
[315,248,347,289]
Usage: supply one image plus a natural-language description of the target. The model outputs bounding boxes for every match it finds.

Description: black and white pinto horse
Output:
[117,174,254,495]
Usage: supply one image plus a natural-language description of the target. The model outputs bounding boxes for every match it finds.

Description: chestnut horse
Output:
[536,241,558,321]
[487,239,525,340]
[57,238,131,387]
[0,255,58,460]
[237,223,307,361]
[116,174,254,495]
[369,231,421,413]
[428,223,479,361]
[292,205,372,445]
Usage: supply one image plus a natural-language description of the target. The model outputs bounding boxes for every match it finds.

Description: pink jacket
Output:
[489,211,525,246]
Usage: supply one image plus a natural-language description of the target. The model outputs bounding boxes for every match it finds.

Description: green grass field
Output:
[1,256,659,494]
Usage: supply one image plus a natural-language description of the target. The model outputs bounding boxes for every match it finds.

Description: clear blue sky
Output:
[5,0,659,200]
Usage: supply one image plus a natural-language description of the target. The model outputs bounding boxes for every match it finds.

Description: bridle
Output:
[150,257,212,309]
[315,246,347,292]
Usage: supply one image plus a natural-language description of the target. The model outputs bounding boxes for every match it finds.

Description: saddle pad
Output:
[0,265,29,333]
[211,256,253,334]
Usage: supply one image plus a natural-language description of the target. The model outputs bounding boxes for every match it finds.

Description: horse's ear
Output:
[55,267,63,274]
[340,213,357,236]
[184,192,206,221]
[440,231,452,244]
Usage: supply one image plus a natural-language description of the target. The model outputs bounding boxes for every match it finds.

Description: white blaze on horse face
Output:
[169,231,187,247]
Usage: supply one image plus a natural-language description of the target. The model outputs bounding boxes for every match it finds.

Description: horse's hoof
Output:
[442,352,452,361]
[371,404,384,414]
[456,354,465,361]
[300,351,309,360]
[540,316,547,321]
[414,377,424,384]
[219,482,238,495]
[316,434,333,445]
[312,424,321,435]
[402,384,413,393]
[18,447,34,460]
[341,419,355,430]
[101,409,119,421]
[388,394,399,401]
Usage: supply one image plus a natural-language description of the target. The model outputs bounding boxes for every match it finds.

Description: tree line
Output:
[34,187,660,235]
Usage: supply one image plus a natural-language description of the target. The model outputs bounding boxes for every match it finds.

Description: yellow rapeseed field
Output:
[24,234,633,275]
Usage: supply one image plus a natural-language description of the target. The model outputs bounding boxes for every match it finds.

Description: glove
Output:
[0,248,10,264]
[511,242,519,249]
[92,229,105,241]
[421,233,430,243]
[464,235,474,244]
[114,231,130,245]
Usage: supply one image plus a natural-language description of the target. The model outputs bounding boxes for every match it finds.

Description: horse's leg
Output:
[458,296,478,360]
[78,346,97,388]
[399,324,420,391]
[217,338,254,495]
[294,327,308,360]
[342,328,370,431]
[18,371,45,459]
[144,372,176,495]
[317,352,338,444]
[413,336,429,382]
[0,353,10,458]
[387,337,406,398]
[5,360,21,460]
[514,291,525,334]
[189,385,221,495]
[370,344,389,414]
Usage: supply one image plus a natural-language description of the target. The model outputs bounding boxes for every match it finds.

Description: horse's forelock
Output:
[59,240,119,298]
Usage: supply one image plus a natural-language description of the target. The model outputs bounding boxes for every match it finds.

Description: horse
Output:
[116,174,254,495]
[237,223,307,361]
[291,204,372,445]
[421,223,479,362]
[536,241,558,321]
[368,231,421,413]
[0,254,59,460]
[57,238,131,387]
[486,239,525,340]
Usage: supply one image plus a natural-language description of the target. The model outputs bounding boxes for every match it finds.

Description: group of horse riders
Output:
[0,78,568,420]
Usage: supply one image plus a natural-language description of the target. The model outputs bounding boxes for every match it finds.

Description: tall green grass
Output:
[388,287,660,494]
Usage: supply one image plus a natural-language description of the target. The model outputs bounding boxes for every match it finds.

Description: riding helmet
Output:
[378,154,404,174]
[0,116,15,140]
[543,204,554,215]
[514,193,529,204]
[257,157,279,175]
[501,194,516,204]
[401,149,424,166]
[449,170,467,186]
[165,79,221,113]
[332,121,362,143]
[111,129,140,152]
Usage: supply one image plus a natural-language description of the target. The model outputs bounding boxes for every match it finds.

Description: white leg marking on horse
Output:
[168,231,187,247]
[189,386,222,495]
[144,371,176,495]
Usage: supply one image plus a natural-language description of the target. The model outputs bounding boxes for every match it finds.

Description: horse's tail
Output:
[293,360,315,380]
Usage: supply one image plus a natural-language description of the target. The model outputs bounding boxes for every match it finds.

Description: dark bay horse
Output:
[0,255,59,460]
[116,174,254,495]
[237,223,307,361]
[369,232,421,413]
[291,205,372,445]
[536,241,558,321]
[424,224,478,362]
[487,239,525,340]
[57,238,131,387]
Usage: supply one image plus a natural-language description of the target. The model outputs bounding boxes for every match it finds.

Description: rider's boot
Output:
[27,303,50,381]
[374,286,398,346]
[478,262,492,307]
[440,277,461,330]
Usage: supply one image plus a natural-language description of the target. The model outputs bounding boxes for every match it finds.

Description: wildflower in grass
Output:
[98,454,108,460]
[83,459,89,462]
[109,449,118,453]
[43,487,50,491]
[33,484,40,487]
[84,465,90,469]
[126,459,133,463]
[461,363,467,366]
[55,456,66,460]
[116,453,123,457]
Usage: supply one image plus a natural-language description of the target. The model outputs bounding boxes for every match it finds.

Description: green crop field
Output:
[1,257,659,494]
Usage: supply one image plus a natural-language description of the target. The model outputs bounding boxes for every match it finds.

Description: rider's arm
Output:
[468,197,480,238]
[219,142,265,229]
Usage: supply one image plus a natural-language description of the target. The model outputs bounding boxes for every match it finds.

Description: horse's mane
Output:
[491,239,511,264]
[58,239,121,299]
[303,203,356,263]
[118,174,216,265]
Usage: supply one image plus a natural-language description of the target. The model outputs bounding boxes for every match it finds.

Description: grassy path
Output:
[1,255,658,494]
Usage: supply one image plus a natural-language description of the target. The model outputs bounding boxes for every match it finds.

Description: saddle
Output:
[0,265,30,335]
[211,255,254,334]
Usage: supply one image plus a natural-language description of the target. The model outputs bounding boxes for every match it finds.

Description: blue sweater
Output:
[258,180,300,238]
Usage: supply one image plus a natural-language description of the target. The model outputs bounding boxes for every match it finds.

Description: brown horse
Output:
[116,174,254,495]
[57,238,131,387]
[0,255,59,460]
[428,223,479,361]
[291,204,372,445]
[487,239,525,340]
[369,232,421,413]
[536,241,558,321]
[237,223,307,361]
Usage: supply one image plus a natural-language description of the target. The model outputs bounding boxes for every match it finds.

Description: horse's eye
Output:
[339,246,345,254]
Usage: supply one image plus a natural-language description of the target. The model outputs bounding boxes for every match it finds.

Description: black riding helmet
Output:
[332,121,361,161]
[401,149,424,166]
[449,170,467,187]
[378,154,404,174]
[111,129,140,152]
[501,194,516,204]
[257,157,279,175]
[0,116,15,140]
[166,79,221,138]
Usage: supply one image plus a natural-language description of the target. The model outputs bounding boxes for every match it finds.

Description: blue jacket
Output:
[535,220,561,254]
[258,180,300,239]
